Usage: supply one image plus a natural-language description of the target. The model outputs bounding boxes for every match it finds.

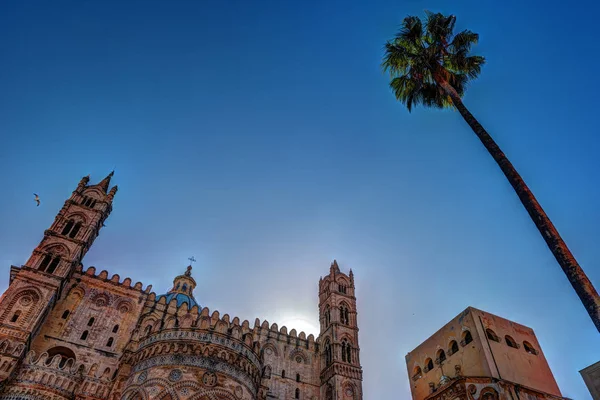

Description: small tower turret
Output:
[156,266,199,308]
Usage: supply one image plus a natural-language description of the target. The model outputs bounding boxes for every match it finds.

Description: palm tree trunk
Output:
[436,77,600,332]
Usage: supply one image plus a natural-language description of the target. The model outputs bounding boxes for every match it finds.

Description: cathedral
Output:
[0,174,364,400]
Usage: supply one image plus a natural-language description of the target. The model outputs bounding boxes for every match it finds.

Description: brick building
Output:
[0,174,363,400]
[406,307,568,400]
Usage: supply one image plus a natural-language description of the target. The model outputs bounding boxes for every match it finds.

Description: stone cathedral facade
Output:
[0,174,363,400]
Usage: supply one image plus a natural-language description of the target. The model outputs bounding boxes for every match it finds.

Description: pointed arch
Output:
[1,286,42,325]
[261,342,279,358]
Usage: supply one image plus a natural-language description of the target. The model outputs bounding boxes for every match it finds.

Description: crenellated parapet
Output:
[0,350,116,400]
[251,319,319,354]
[78,265,152,294]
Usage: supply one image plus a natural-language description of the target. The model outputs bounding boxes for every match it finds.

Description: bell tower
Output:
[0,173,117,382]
[319,260,363,400]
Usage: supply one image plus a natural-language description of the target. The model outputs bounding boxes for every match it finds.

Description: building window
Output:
[182,284,187,292]
[61,310,70,319]
[47,257,60,274]
[424,358,434,372]
[296,373,300,382]
[505,335,518,349]
[47,346,76,369]
[338,284,347,294]
[448,340,459,355]
[295,388,300,399]
[87,317,95,327]
[80,331,88,341]
[145,325,152,335]
[461,330,473,346]
[523,341,538,355]
[61,220,75,235]
[281,370,285,379]
[38,255,52,271]
[10,310,21,323]
[112,324,119,333]
[436,349,446,364]
[325,340,333,366]
[324,306,331,326]
[339,305,349,325]
[412,366,422,381]
[485,329,500,342]
[106,337,114,347]
[69,222,82,239]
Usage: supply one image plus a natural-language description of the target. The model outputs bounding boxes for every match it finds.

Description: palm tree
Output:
[382,11,600,332]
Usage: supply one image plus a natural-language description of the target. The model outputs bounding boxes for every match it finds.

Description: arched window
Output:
[80,196,88,205]
[47,256,60,274]
[80,331,88,341]
[10,310,21,323]
[449,340,459,355]
[324,340,333,366]
[412,366,422,381]
[106,337,114,347]
[424,358,434,372]
[145,324,152,335]
[324,306,331,326]
[112,324,119,333]
[339,305,349,325]
[296,373,300,382]
[295,388,300,399]
[182,284,187,292]
[69,222,82,239]
[87,317,95,327]
[338,284,347,294]
[38,254,52,271]
[436,349,446,364]
[61,310,70,319]
[263,365,272,379]
[486,329,499,342]
[342,340,352,363]
[461,330,473,346]
[47,346,76,369]
[505,335,518,349]
[523,341,537,355]
[61,220,74,235]
[281,369,285,378]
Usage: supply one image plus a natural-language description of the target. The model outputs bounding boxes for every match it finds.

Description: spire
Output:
[330,259,340,274]
[97,171,114,193]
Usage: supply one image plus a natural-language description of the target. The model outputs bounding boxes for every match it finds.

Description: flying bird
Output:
[33,193,40,207]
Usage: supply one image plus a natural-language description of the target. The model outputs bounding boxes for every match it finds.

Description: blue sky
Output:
[1,0,599,398]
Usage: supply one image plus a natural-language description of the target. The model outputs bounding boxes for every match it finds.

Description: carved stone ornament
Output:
[202,371,217,387]
[235,385,243,399]
[168,368,182,382]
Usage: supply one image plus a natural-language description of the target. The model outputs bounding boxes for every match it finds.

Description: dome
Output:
[156,292,198,308]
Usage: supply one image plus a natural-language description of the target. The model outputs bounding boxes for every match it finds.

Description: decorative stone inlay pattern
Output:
[139,330,260,366]
[19,296,32,306]
[169,369,183,382]
[132,354,257,396]
[234,385,243,399]
[202,371,217,387]
[137,370,147,383]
